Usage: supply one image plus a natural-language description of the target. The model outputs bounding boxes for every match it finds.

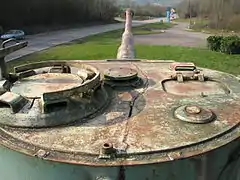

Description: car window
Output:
[6,30,16,34]
[17,30,23,34]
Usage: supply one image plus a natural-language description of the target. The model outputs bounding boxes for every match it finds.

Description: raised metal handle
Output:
[170,62,204,82]
[0,39,28,80]
[0,39,28,58]
[170,62,196,71]
[175,65,196,71]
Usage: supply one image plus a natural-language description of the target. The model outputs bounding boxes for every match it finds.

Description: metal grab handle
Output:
[1,38,18,48]
[170,62,196,71]
[0,39,28,80]
[170,62,204,82]
[175,65,196,71]
[0,39,28,58]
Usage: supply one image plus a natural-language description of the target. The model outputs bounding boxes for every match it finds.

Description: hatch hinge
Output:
[170,62,205,82]
[0,91,28,113]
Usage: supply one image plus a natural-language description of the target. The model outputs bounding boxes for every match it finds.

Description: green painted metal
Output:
[0,139,239,180]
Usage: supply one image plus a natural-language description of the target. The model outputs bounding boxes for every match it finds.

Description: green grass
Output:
[78,22,174,44]
[6,22,240,75]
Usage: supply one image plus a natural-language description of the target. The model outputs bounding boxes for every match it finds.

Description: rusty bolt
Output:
[102,143,115,155]
[99,142,116,159]
[185,105,201,114]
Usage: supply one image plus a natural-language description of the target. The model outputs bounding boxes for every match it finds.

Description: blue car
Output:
[0,30,25,40]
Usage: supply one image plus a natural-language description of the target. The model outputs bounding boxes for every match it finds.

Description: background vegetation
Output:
[118,3,166,18]
[0,0,118,34]
[176,0,240,31]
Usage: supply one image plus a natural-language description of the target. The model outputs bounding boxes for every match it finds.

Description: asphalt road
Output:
[134,22,210,48]
[5,18,163,62]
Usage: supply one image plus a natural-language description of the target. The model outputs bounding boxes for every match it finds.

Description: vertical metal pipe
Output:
[0,57,7,80]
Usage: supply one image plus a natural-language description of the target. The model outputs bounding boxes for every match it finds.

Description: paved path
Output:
[5,18,163,62]
[134,22,210,48]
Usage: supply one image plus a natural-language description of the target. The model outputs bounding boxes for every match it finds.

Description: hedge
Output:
[206,35,223,52]
[207,35,240,54]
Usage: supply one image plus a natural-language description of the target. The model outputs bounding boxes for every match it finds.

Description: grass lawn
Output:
[7,23,240,75]
[80,22,174,44]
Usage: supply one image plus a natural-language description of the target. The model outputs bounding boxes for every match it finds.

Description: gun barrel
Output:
[116,8,135,60]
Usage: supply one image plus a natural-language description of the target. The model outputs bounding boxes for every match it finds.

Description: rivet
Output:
[102,143,114,154]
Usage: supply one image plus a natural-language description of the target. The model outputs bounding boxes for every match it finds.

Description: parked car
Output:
[0,30,25,40]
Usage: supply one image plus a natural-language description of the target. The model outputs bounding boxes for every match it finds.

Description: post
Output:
[166,11,171,23]
[116,8,135,60]
[166,7,171,23]
[188,0,192,28]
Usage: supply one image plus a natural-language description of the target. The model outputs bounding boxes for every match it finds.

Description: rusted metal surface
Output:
[174,105,215,124]
[1,9,239,180]
[0,79,11,94]
[0,61,109,127]
[0,59,239,167]
[162,80,229,96]
[0,91,28,113]
[12,73,84,98]
[104,67,138,81]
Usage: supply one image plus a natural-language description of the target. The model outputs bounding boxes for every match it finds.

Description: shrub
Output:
[207,35,240,54]
[207,35,223,52]
[220,35,240,54]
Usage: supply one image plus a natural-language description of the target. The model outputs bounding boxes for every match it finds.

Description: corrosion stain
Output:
[217,103,240,125]
[118,92,133,102]
[162,80,226,96]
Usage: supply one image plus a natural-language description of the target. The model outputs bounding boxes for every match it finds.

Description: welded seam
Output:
[118,165,126,180]
[28,98,36,109]
[121,63,150,152]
